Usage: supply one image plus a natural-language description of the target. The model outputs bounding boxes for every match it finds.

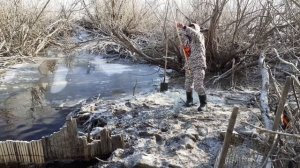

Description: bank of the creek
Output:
[0,52,162,141]
[70,88,262,168]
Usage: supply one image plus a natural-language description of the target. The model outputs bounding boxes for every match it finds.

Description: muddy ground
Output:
[69,87,265,168]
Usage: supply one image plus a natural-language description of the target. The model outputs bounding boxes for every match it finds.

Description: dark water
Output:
[0,53,161,140]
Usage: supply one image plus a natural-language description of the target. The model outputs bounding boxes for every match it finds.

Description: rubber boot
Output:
[198,94,207,111]
[185,92,193,107]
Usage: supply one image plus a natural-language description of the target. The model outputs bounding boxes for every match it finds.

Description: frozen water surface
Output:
[0,53,162,140]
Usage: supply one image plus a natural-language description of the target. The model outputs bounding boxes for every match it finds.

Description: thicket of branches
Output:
[0,0,74,68]
[79,0,300,74]
[1,0,299,74]
[0,0,299,74]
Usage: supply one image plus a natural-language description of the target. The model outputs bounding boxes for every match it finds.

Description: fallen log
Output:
[259,51,272,130]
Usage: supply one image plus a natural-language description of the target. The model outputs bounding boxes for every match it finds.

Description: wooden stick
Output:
[38,140,45,164]
[261,134,279,167]
[174,22,188,64]
[291,76,300,120]
[28,141,33,163]
[268,67,281,97]
[212,58,246,84]
[170,0,190,74]
[0,142,4,163]
[163,1,169,83]
[231,58,236,90]
[30,0,51,29]
[6,141,14,163]
[11,141,17,162]
[33,141,38,164]
[95,156,113,164]
[273,76,291,131]
[270,71,298,132]
[61,128,68,159]
[164,38,168,83]
[291,75,300,89]
[2,142,8,164]
[22,142,29,164]
[215,106,239,168]
[292,80,300,112]
[242,122,300,139]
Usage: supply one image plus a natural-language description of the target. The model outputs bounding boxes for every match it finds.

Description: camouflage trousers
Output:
[185,68,206,95]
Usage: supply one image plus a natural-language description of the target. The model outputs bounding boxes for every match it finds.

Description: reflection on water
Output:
[0,53,161,140]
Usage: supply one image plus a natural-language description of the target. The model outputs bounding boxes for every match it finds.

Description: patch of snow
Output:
[124,152,161,168]
[90,127,104,138]
[91,57,132,76]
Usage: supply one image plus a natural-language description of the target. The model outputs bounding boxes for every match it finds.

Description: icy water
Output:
[0,53,161,140]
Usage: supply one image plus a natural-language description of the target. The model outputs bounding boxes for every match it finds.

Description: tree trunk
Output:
[207,0,229,71]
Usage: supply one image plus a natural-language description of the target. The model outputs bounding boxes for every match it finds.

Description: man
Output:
[177,23,207,111]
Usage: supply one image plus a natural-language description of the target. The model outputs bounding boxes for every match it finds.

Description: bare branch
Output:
[273,48,300,74]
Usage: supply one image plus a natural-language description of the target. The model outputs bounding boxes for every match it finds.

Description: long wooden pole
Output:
[163,0,169,83]
[215,106,239,168]
[164,39,168,83]
[273,76,291,131]
[171,0,190,73]
[173,21,189,64]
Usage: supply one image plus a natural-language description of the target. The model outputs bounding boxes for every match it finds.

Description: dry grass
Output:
[0,0,71,59]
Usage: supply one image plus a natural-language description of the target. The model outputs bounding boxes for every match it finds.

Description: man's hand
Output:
[176,23,184,29]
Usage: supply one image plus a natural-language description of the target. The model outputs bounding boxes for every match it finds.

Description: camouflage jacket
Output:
[183,24,206,70]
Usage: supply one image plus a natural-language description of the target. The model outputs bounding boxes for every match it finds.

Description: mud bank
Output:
[71,89,262,168]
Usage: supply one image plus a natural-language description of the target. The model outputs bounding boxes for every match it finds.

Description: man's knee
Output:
[195,85,205,94]
[197,88,206,95]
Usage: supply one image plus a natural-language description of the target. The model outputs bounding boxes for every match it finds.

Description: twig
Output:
[31,0,51,28]
[211,57,264,84]
[242,122,300,139]
[290,0,300,8]
[291,75,300,89]
[292,80,300,114]
[273,48,300,74]
[260,134,279,168]
[268,66,281,97]
[95,157,113,164]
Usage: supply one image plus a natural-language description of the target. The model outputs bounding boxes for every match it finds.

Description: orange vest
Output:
[281,112,290,129]
[183,45,191,58]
